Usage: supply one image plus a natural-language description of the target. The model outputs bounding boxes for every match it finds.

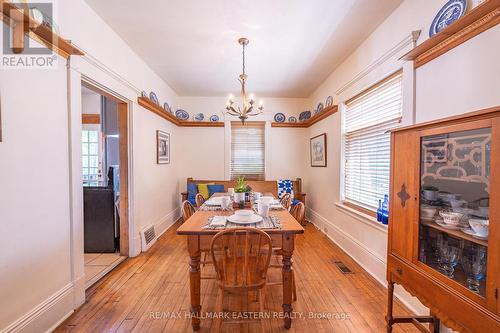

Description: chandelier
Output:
[226,38,264,124]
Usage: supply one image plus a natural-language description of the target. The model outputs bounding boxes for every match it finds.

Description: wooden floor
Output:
[56,222,421,333]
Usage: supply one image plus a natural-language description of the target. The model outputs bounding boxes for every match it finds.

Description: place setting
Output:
[202,196,282,230]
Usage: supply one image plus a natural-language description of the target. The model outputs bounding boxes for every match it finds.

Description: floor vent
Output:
[141,225,157,252]
[333,261,353,274]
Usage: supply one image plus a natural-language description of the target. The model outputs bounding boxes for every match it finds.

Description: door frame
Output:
[81,80,130,256]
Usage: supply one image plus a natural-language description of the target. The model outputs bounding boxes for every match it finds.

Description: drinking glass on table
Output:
[220,196,231,211]
[257,202,270,217]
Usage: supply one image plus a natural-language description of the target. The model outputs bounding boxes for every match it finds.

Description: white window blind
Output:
[343,71,403,210]
[231,121,265,181]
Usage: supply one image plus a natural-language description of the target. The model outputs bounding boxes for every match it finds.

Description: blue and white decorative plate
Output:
[149,91,159,105]
[194,113,205,121]
[429,0,467,37]
[210,114,219,122]
[175,109,189,120]
[315,102,324,114]
[163,102,171,113]
[274,113,286,123]
[141,91,148,98]
[288,116,297,123]
[299,111,311,122]
[325,96,333,107]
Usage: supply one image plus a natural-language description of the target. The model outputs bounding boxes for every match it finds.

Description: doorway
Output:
[80,82,129,289]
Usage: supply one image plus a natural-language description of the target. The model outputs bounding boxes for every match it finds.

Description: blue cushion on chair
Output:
[208,184,225,197]
[187,183,198,203]
[292,199,301,206]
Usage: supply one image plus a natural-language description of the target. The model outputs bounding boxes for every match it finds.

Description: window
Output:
[82,130,101,186]
[231,121,265,181]
[343,71,403,211]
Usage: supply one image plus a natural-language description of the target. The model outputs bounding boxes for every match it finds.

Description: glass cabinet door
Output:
[418,127,490,297]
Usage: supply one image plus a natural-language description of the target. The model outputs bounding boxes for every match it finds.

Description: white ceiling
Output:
[85,0,402,97]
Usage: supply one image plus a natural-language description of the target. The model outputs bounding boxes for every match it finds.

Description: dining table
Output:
[176,193,305,330]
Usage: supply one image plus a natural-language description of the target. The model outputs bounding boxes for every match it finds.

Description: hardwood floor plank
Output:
[55,222,421,333]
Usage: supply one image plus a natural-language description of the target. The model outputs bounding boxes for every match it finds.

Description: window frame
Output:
[340,70,404,216]
[229,121,266,181]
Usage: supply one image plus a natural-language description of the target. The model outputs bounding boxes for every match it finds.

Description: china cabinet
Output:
[386,106,500,333]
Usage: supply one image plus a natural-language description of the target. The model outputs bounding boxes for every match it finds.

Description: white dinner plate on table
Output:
[227,214,263,224]
[205,197,228,206]
[255,199,280,205]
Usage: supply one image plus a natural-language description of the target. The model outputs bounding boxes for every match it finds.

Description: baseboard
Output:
[131,207,181,256]
[2,283,74,333]
[155,206,181,238]
[306,207,428,315]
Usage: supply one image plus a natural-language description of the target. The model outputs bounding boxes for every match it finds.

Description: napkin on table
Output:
[210,216,227,227]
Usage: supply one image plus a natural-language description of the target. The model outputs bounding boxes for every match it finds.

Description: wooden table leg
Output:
[188,236,201,331]
[386,281,394,333]
[282,234,295,329]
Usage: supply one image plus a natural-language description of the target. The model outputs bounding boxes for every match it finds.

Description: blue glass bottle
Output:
[382,194,389,225]
[376,199,383,222]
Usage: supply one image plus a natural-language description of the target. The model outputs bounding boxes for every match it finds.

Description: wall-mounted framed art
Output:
[310,133,327,167]
[156,130,170,164]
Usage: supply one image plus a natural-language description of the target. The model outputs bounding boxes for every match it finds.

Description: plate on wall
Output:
[274,113,286,123]
[299,110,311,122]
[175,109,189,120]
[315,102,324,114]
[194,113,205,121]
[288,116,297,123]
[163,102,172,113]
[141,91,148,98]
[429,0,467,37]
[149,91,159,105]
[325,96,333,107]
[210,115,220,122]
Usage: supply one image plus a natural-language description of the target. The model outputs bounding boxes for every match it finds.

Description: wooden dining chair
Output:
[210,228,273,332]
[290,202,305,226]
[182,200,196,222]
[195,193,205,208]
[280,193,292,210]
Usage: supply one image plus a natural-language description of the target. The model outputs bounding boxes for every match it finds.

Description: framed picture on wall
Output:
[156,130,170,164]
[310,133,327,167]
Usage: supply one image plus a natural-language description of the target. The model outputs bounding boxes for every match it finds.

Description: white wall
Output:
[81,92,101,114]
[304,0,500,324]
[0,60,74,331]
[0,0,181,331]
[176,96,310,185]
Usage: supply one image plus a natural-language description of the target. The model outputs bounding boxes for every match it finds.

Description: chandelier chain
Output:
[242,42,245,76]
